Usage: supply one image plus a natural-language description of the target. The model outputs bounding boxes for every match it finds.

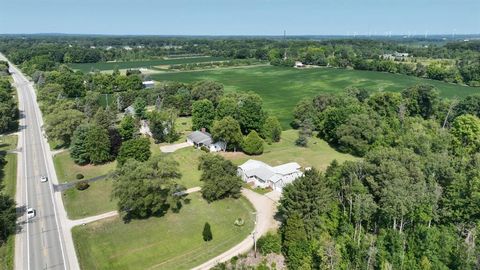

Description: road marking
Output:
[21,78,31,270]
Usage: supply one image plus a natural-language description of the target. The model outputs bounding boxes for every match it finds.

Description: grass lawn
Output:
[53,151,117,183]
[69,57,226,72]
[72,192,254,270]
[0,134,17,270]
[223,130,359,172]
[62,179,117,220]
[168,147,204,188]
[151,65,480,128]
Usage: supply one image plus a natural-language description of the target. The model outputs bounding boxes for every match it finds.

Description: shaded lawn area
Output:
[53,151,116,183]
[0,134,17,270]
[151,65,480,128]
[72,193,254,270]
[62,179,117,220]
[168,147,203,188]
[223,130,359,172]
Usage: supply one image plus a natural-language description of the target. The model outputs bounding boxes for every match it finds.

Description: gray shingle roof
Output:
[187,131,212,146]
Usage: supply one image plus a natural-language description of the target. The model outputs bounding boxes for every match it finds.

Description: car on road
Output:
[27,208,36,219]
[40,175,48,182]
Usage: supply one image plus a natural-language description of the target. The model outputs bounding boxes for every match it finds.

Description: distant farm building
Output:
[294,61,305,68]
[238,160,303,192]
[124,105,135,115]
[142,80,155,89]
[381,52,410,61]
[186,130,226,152]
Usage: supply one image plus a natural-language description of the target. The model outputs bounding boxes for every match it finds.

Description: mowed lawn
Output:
[53,151,116,183]
[223,130,359,171]
[72,192,254,270]
[0,135,18,270]
[69,56,226,72]
[62,179,117,220]
[151,66,480,128]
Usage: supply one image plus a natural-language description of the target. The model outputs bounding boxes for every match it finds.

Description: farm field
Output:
[72,192,254,270]
[223,129,359,171]
[69,56,226,72]
[151,66,480,128]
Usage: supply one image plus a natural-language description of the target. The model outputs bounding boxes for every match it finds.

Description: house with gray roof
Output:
[186,130,226,152]
[237,159,303,192]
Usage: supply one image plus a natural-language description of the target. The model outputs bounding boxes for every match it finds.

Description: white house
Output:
[237,160,303,192]
[142,80,155,89]
[124,105,135,115]
[186,130,226,152]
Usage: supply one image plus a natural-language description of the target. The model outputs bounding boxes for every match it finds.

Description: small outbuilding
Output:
[142,80,155,89]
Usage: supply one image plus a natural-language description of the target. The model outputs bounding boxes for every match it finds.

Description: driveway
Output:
[192,188,278,270]
[160,142,191,153]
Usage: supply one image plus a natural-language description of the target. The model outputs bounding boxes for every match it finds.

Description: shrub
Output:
[295,135,308,147]
[242,130,264,155]
[200,145,210,152]
[75,173,84,180]
[257,232,282,255]
[75,180,90,191]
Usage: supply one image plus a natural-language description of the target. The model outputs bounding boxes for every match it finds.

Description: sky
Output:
[0,0,478,35]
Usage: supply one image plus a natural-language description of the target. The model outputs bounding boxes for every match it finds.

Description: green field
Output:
[224,129,359,171]
[72,192,254,270]
[63,179,117,220]
[0,135,17,270]
[53,151,116,183]
[69,56,227,72]
[151,66,480,128]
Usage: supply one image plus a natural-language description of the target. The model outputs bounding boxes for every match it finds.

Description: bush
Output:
[75,173,84,180]
[295,135,308,147]
[257,232,282,255]
[200,145,210,152]
[203,222,213,241]
[242,130,264,155]
[75,180,90,191]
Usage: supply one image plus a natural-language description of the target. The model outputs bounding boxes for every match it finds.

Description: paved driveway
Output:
[160,142,191,153]
[192,188,278,269]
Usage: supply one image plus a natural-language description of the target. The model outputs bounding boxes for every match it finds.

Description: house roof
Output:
[187,131,212,146]
[239,159,301,183]
[272,163,301,175]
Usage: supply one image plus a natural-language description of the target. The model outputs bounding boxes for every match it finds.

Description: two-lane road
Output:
[0,54,78,270]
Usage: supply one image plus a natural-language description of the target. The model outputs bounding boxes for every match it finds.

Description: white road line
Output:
[21,78,31,270]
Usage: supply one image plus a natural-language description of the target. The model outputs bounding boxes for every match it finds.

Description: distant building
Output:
[124,105,135,115]
[123,46,133,51]
[186,130,226,152]
[237,160,303,192]
[381,52,410,61]
[294,61,305,68]
[142,80,155,89]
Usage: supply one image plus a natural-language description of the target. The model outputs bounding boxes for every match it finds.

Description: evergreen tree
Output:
[202,222,213,241]
[262,116,282,143]
[242,130,264,155]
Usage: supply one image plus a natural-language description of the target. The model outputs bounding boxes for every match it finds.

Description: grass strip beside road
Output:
[0,135,18,270]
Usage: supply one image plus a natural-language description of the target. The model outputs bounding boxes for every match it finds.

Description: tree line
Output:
[274,84,480,269]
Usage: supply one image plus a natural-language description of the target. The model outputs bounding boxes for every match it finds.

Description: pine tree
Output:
[203,222,213,241]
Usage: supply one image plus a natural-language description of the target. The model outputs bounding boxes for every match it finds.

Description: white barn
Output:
[237,160,303,192]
